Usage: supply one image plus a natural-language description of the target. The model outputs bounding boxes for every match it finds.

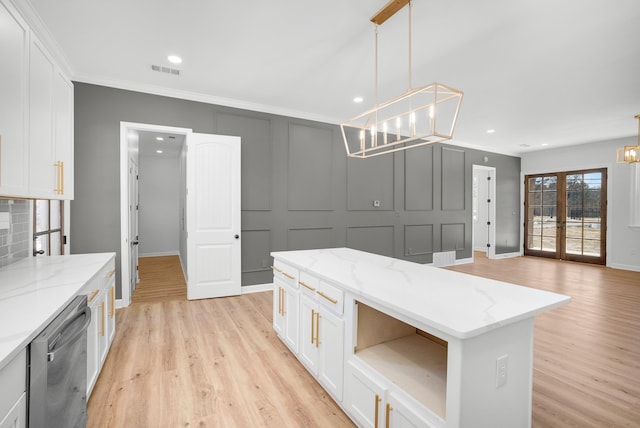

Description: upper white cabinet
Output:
[0,0,29,197]
[0,0,73,200]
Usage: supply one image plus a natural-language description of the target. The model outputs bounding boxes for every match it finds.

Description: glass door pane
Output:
[564,171,605,262]
[526,175,558,256]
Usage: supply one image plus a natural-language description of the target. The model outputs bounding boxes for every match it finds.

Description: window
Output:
[33,200,64,256]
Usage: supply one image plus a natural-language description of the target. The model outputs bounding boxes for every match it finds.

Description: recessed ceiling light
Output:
[353,97,364,103]
[156,137,164,141]
[541,143,549,146]
[487,129,495,134]
[156,150,163,154]
[520,144,531,148]
[167,55,182,64]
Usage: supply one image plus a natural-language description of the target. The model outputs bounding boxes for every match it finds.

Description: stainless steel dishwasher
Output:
[29,295,92,428]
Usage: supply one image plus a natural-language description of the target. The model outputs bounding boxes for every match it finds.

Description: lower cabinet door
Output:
[0,392,26,428]
[273,283,284,337]
[299,295,318,374]
[318,308,344,401]
[344,361,386,428]
[283,283,299,353]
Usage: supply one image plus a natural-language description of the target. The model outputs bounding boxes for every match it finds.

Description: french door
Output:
[525,168,607,264]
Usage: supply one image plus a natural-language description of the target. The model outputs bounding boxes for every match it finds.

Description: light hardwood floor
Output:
[88,254,640,427]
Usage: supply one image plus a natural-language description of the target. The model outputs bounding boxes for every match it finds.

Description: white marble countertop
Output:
[271,248,571,340]
[0,253,115,370]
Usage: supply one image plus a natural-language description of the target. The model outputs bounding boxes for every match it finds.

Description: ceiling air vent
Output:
[151,64,180,76]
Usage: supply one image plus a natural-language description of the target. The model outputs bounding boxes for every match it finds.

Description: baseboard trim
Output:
[138,251,180,258]
[491,251,522,259]
[242,283,272,294]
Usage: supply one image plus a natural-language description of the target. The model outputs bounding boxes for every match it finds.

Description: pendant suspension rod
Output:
[408,0,412,91]
[375,25,379,108]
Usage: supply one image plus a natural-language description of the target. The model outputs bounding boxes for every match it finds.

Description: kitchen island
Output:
[271,248,570,428]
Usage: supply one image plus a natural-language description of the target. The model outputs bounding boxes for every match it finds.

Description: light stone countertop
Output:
[0,253,115,370]
[271,248,571,340]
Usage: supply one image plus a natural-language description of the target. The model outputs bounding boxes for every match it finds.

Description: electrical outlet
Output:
[373,200,381,207]
[496,355,508,388]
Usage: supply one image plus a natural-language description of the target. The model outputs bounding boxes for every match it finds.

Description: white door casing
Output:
[129,158,139,293]
[186,132,241,300]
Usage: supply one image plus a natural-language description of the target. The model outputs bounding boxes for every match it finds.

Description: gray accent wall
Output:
[72,83,520,298]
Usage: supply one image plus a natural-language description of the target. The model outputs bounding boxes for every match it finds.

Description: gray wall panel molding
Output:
[441,146,466,211]
[441,223,466,252]
[216,112,273,212]
[405,145,434,211]
[404,224,434,256]
[240,229,271,273]
[346,225,395,257]
[287,122,334,211]
[287,227,334,251]
[347,154,395,211]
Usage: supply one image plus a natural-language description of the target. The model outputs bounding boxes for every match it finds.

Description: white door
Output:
[186,132,241,300]
[129,159,139,293]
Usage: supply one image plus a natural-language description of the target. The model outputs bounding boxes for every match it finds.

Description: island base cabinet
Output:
[345,361,435,428]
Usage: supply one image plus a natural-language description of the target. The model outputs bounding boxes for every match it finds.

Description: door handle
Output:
[132,241,139,246]
[234,234,240,239]
[34,250,45,256]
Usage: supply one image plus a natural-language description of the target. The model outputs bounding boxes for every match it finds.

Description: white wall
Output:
[138,153,181,257]
[521,136,640,271]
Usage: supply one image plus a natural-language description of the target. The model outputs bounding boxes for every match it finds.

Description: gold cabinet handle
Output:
[278,288,282,315]
[311,309,316,344]
[109,287,115,318]
[314,311,320,348]
[385,403,393,428]
[53,161,62,194]
[100,301,105,336]
[282,271,295,280]
[107,268,116,279]
[271,265,282,273]
[299,281,316,292]
[87,289,99,302]
[60,161,64,194]
[374,394,381,427]
[282,288,287,316]
[317,291,338,305]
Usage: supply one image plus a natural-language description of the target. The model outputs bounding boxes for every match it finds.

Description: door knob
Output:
[33,250,45,256]
[132,241,139,246]
[234,234,240,239]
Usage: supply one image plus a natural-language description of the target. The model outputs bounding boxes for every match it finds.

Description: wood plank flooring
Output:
[88,253,640,427]
[131,256,187,303]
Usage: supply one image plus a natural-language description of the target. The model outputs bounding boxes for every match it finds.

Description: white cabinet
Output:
[29,35,74,199]
[0,0,73,200]
[299,293,344,401]
[273,278,299,353]
[0,0,29,197]
[85,259,117,397]
[0,349,26,428]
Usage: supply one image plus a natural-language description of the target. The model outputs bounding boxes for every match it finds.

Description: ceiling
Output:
[138,132,184,159]
[26,0,640,156]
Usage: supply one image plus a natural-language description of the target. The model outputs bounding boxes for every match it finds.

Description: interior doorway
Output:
[524,168,607,264]
[119,122,192,307]
[472,165,496,259]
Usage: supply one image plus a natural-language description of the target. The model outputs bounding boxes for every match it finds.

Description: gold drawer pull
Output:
[317,291,338,304]
[385,403,393,428]
[282,271,295,280]
[109,287,115,318]
[87,289,99,302]
[271,265,282,273]
[100,302,105,337]
[107,268,116,278]
[299,281,316,292]
[374,394,381,427]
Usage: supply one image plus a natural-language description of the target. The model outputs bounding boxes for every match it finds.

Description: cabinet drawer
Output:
[298,271,319,297]
[272,260,298,288]
[318,280,344,314]
[0,348,26,419]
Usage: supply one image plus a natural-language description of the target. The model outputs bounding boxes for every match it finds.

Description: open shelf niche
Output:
[354,301,448,419]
